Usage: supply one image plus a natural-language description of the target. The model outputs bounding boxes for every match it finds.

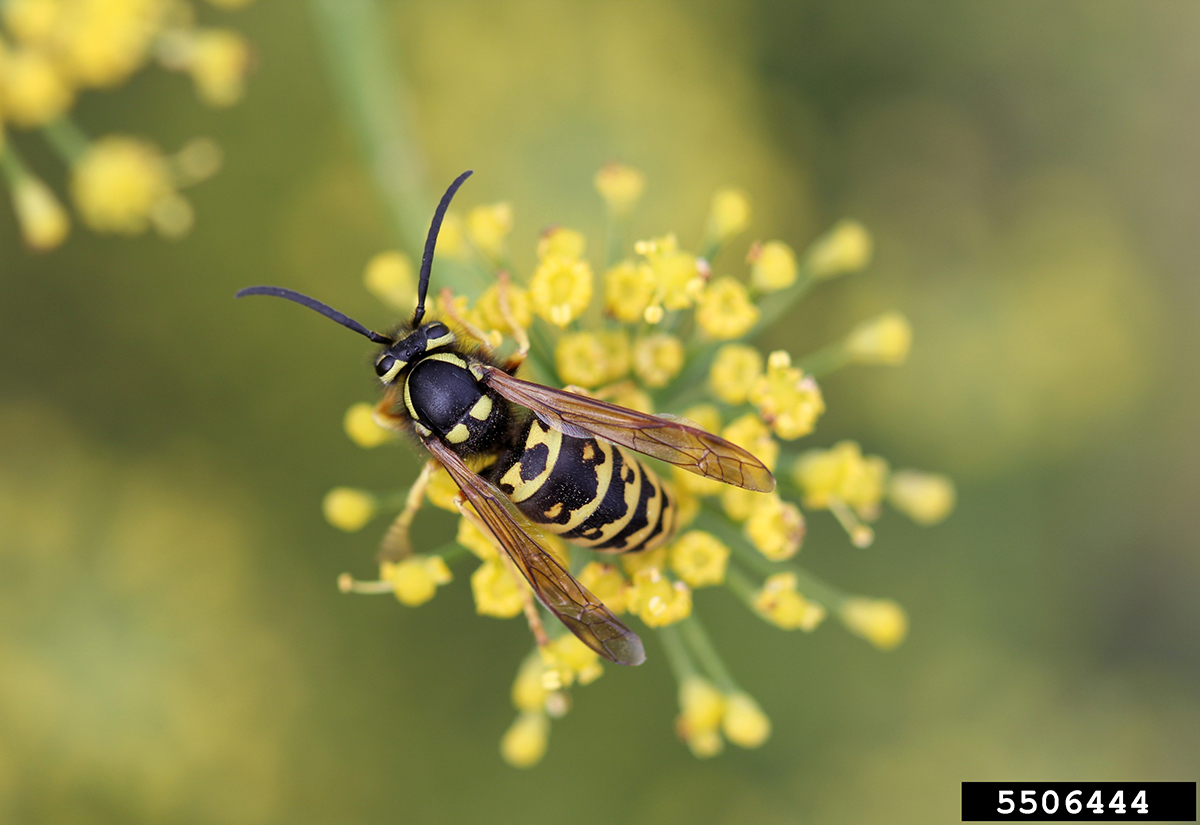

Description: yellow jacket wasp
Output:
[237,170,775,666]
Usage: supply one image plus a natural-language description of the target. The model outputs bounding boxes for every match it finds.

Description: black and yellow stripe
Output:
[493,419,676,555]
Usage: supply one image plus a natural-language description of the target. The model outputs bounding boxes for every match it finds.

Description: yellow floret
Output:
[720,485,764,523]
[749,240,798,292]
[844,311,913,365]
[603,259,656,323]
[71,136,173,234]
[322,487,376,532]
[722,692,771,748]
[637,234,703,311]
[840,598,908,650]
[471,556,524,618]
[362,250,415,312]
[680,403,722,434]
[3,0,60,45]
[529,254,593,327]
[466,202,512,260]
[577,562,628,614]
[544,634,603,687]
[456,515,498,560]
[752,572,826,631]
[633,334,685,388]
[707,188,751,242]
[721,413,778,472]
[2,47,74,126]
[536,225,586,260]
[11,173,70,251]
[696,277,759,340]
[54,0,164,88]
[594,161,645,215]
[748,350,825,440]
[678,676,724,735]
[511,653,550,712]
[708,343,763,405]
[380,555,452,607]
[807,219,873,278]
[887,470,956,525]
[625,568,691,627]
[425,465,461,512]
[556,331,632,389]
[474,281,533,334]
[620,545,667,578]
[744,495,805,560]
[188,29,251,107]
[500,711,549,768]
[792,440,888,519]
[343,402,395,448]
[668,530,730,588]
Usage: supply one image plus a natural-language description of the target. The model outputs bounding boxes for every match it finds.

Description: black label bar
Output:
[962,782,1196,821]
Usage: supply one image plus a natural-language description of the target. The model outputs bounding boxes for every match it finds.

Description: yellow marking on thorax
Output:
[403,376,418,420]
[423,351,469,368]
[445,423,471,444]
[469,395,493,421]
[498,423,562,503]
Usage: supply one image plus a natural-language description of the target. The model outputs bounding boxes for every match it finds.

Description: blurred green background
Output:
[2,1,1198,822]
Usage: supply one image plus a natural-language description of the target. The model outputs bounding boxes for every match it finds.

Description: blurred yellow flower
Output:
[752,572,826,631]
[840,598,908,650]
[70,135,175,234]
[632,333,685,388]
[887,470,957,525]
[529,253,593,327]
[466,201,513,260]
[626,567,692,627]
[707,188,751,242]
[594,161,645,215]
[807,219,873,278]
[845,311,913,365]
[536,225,586,260]
[696,276,759,340]
[343,402,396,448]
[708,343,764,405]
[668,530,730,587]
[380,555,452,607]
[749,350,825,440]
[500,711,549,768]
[744,494,805,560]
[2,46,74,126]
[721,692,771,748]
[603,259,656,323]
[748,240,798,292]
[471,556,524,618]
[362,250,415,312]
[10,172,70,250]
[322,487,377,532]
[577,561,628,615]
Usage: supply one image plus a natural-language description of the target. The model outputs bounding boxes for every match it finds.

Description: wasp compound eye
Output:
[376,354,405,382]
[426,322,449,338]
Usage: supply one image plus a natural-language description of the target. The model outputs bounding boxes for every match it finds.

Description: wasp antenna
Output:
[413,169,474,327]
[235,285,393,344]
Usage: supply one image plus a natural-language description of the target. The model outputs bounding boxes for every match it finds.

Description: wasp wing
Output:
[422,437,646,666]
[481,366,776,493]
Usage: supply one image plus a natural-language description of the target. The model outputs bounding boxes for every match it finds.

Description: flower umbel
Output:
[328,163,953,766]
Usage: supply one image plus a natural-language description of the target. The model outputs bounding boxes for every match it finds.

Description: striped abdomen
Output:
[492,419,676,554]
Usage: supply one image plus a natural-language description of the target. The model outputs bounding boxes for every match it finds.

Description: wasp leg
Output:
[437,287,501,353]
[372,391,407,431]
[496,270,531,371]
[453,493,551,651]
[377,459,437,562]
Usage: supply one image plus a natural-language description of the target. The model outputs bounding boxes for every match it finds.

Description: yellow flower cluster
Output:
[0,0,255,250]
[675,675,770,758]
[324,163,953,768]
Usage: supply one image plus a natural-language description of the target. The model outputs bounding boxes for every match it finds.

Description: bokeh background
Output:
[3,1,1199,822]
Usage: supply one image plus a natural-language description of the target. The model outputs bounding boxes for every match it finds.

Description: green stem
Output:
[41,118,89,164]
[0,141,27,185]
[797,341,849,377]
[723,564,759,610]
[307,0,484,295]
[678,615,739,693]
[656,623,699,682]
